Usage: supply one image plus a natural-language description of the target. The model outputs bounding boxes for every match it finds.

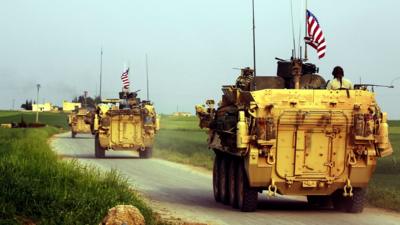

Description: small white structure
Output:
[63,101,82,112]
[172,112,193,117]
[32,102,53,112]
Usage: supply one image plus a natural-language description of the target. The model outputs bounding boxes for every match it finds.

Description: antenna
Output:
[290,0,297,58]
[390,76,400,87]
[99,47,103,100]
[298,0,303,59]
[252,0,257,85]
[304,0,308,61]
[146,54,150,101]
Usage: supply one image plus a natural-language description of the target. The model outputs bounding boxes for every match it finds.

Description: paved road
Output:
[51,132,400,225]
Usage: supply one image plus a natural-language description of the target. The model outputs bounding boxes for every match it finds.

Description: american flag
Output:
[121,68,130,89]
[306,10,326,59]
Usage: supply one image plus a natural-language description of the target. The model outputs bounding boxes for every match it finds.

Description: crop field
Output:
[154,115,213,169]
[154,116,400,211]
[0,110,69,129]
[0,111,160,225]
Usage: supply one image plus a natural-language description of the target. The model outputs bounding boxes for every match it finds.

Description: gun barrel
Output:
[355,84,394,88]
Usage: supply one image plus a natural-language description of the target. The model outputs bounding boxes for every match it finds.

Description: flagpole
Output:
[304,0,308,61]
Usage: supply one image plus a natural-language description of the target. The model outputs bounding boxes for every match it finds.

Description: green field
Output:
[154,116,213,169]
[154,116,400,211]
[0,111,161,225]
[0,110,69,129]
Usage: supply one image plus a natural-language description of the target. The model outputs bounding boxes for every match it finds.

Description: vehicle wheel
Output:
[229,157,239,208]
[346,188,366,213]
[219,157,230,205]
[237,160,258,212]
[139,147,152,159]
[307,195,331,208]
[331,189,347,211]
[71,132,76,138]
[213,154,221,202]
[94,134,105,158]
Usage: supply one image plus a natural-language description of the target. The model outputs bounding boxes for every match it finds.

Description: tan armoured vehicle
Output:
[196,60,393,213]
[68,108,93,138]
[92,91,159,158]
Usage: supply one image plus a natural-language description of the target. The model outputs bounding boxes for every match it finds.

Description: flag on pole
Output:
[305,10,326,59]
[121,68,130,89]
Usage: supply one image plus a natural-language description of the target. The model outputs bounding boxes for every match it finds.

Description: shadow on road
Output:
[58,152,141,160]
[147,187,337,214]
[57,136,94,140]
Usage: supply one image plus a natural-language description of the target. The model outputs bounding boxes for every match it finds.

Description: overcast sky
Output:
[0,0,399,117]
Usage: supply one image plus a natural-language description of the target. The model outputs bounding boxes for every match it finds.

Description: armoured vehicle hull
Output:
[93,92,159,158]
[68,108,93,138]
[196,65,393,213]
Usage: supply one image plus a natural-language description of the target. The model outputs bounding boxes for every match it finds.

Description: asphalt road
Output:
[51,132,400,225]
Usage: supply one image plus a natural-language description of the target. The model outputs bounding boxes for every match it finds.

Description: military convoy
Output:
[91,91,159,158]
[68,108,93,138]
[196,59,393,213]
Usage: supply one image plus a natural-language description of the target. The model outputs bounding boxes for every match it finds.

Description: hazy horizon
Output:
[1,0,399,118]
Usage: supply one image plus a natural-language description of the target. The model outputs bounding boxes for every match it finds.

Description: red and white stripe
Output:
[306,10,326,59]
[121,68,130,89]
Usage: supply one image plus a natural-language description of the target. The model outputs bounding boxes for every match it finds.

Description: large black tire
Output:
[219,157,230,205]
[236,160,258,212]
[94,134,105,158]
[307,195,331,208]
[71,132,76,138]
[331,188,366,213]
[229,157,239,208]
[213,155,221,202]
[139,147,153,159]
[331,189,347,211]
[346,188,366,213]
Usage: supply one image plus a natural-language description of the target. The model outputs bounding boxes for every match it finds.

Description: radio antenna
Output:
[290,0,297,58]
[146,54,150,101]
[252,0,257,78]
[304,0,308,60]
[99,47,103,100]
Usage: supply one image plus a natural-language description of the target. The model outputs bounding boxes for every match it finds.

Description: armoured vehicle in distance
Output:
[92,91,159,158]
[196,59,393,213]
[68,108,93,138]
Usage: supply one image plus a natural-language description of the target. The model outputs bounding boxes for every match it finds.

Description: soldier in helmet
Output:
[236,67,254,91]
[326,66,353,90]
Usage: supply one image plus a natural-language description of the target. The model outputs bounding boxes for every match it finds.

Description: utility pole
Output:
[35,84,41,123]
[99,47,103,100]
[146,54,150,101]
[12,99,15,110]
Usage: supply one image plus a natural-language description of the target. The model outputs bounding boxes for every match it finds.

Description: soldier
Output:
[235,67,254,91]
[326,66,353,90]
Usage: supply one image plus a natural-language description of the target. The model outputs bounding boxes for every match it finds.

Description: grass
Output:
[154,116,400,211]
[0,110,69,129]
[154,116,214,169]
[0,111,161,225]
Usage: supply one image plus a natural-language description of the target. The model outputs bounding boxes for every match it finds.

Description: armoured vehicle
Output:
[68,108,93,138]
[196,59,393,213]
[92,91,159,158]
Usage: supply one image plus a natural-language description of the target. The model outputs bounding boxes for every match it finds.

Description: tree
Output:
[21,100,33,110]
[72,95,98,109]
